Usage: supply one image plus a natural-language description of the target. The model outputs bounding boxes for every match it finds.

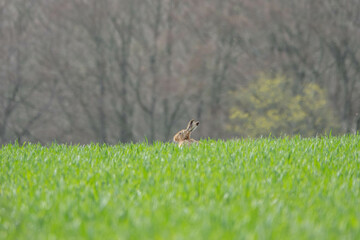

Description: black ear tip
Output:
[196,121,200,126]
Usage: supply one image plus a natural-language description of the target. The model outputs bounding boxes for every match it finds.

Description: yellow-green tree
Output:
[227,75,339,137]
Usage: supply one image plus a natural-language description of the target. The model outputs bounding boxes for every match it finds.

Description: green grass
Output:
[1,136,360,240]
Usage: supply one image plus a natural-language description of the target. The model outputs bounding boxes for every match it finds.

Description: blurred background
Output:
[1,0,360,144]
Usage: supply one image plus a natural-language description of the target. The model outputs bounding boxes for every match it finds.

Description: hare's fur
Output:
[173,119,200,147]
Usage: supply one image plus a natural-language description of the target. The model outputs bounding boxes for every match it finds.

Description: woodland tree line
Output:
[1,0,360,144]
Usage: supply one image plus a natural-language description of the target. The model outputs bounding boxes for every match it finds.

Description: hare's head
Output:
[173,119,200,143]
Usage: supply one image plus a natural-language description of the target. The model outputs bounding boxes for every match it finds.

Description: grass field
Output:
[1,136,360,239]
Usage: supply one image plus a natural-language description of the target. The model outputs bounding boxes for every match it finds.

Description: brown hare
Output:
[173,119,200,147]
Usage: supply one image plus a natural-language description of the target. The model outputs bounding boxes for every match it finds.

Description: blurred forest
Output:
[1,0,360,144]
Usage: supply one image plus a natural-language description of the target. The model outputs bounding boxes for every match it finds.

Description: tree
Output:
[227,74,339,137]
[259,0,360,133]
[0,0,55,144]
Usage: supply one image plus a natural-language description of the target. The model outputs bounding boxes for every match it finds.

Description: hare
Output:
[173,119,200,146]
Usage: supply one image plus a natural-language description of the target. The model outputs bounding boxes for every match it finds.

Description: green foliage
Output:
[228,74,339,137]
[1,137,360,239]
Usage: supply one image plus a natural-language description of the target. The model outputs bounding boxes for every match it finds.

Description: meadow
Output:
[1,136,360,240]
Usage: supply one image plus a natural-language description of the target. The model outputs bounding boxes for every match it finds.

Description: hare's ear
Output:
[186,119,195,131]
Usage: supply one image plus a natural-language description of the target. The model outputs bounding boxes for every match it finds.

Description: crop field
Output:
[1,136,360,240]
